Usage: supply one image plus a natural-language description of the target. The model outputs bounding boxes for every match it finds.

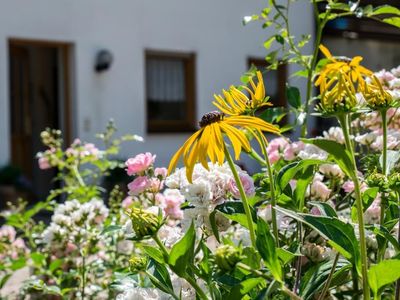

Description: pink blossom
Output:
[122,196,134,209]
[81,143,100,157]
[148,178,164,193]
[38,156,51,170]
[342,180,355,193]
[66,242,78,254]
[125,152,156,176]
[127,176,151,195]
[310,206,322,216]
[228,173,255,198]
[268,151,281,164]
[160,189,184,220]
[0,225,16,241]
[364,197,381,224]
[311,180,331,201]
[155,167,168,178]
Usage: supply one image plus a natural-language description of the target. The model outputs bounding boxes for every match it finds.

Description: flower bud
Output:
[129,255,148,273]
[215,245,241,272]
[363,76,393,109]
[366,172,388,192]
[126,207,162,239]
[389,172,400,192]
[301,243,328,263]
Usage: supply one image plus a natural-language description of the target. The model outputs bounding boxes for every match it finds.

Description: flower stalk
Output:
[224,145,257,247]
[338,113,370,300]
[258,133,279,245]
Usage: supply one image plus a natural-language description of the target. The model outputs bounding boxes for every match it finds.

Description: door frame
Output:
[8,38,73,144]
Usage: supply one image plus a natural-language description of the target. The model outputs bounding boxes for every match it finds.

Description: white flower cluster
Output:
[166,162,253,230]
[41,198,108,251]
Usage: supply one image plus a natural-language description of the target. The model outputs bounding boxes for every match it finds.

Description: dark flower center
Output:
[199,111,224,127]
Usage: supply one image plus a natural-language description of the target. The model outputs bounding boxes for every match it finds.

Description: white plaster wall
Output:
[0,0,314,171]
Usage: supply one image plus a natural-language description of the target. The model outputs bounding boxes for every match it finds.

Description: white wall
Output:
[0,0,314,171]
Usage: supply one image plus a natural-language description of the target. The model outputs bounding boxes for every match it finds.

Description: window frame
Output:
[145,50,196,133]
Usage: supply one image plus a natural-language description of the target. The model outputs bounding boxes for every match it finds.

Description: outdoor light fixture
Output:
[95,49,113,72]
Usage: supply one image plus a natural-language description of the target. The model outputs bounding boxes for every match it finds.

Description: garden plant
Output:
[2,1,400,299]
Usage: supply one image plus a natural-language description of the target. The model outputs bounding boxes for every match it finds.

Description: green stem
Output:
[378,109,388,263]
[184,275,208,300]
[224,146,257,247]
[153,235,169,259]
[72,165,86,187]
[258,134,279,245]
[301,2,327,137]
[338,114,370,300]
[381,109,388,176]
[237,263,301,300]
[145,271,180,300]
[395,191,400,300]
[317,252,340,300]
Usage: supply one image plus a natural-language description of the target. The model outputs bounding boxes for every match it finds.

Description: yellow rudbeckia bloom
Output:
[316,44,372,93]
[213,71,271,116]
[168,111,279,182]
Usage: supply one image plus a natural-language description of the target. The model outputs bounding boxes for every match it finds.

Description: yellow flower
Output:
[315,45,372,93]
[317,72,358,114]
[213,71,271,116]
[168,111,279,182]
[363,75,393,109]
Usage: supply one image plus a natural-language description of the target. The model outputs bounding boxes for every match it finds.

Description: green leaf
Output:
[30,252,46,266]
[264,36,275,49]
[168,222,196,276]
[366,225,400,252]
[148,259,174,295]
[214,201,257,230]
[294,165,315,210]
[286,85,301,109]
[49,259,63,273]
[100,225,122,235]
[10,257,26,271]
[369,5,400,17]
[302,139,355,179]
[309,201,338,217]
[276,159,321,192]
[276,207,360,270]
[362,187,379,211]
[300,259,351,299]
[275,35,284,45]
[277,248,297,265]
[143,245,165,264]
[256,218,282,282]
[383,17,400,28]
[226,277,264,300]
[368,259,400,296]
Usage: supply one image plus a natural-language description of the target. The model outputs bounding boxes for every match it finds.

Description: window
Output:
[247,58,287,124]
[146,50,196,132]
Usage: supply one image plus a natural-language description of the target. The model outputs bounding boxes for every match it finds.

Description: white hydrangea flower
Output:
[298,144,328,161]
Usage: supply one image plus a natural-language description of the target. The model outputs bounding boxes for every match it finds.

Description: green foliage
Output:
[168,222,196,276]
[368,260,400,297]
[256,218,282,282]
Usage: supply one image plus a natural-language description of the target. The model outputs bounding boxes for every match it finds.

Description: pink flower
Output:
[81,143,100,158]
[148,178,164,193]
[364,196,381,224]
[342,180,355,193]
[0,225,16,241]
[155,167,168,178]
[66,242,78,254]
[125,152,156,176]
[311,180,331,201]
[122,196,134,209]
[128,176,151,195]
[229,173,255,198]
[160,189,184,220]
[268,151,281,164]
[38,156,51,170]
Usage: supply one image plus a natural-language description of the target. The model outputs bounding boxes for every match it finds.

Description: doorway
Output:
[9,39,72,201]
